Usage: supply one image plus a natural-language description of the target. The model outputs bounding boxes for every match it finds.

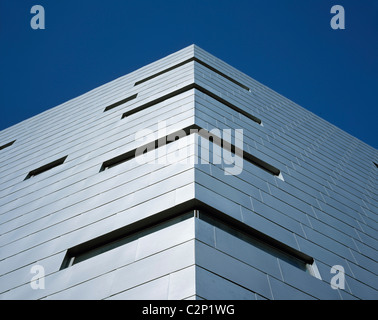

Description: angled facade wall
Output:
[0,45,377,300]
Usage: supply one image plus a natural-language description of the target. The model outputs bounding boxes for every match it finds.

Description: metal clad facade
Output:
[0,45,377,300]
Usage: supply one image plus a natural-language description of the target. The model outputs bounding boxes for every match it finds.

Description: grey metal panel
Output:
[344,275,378,300]
[267,276,316,300]
[60,239,139,289]
[0,266,72,300]
[105,275,170,300]
[277,259,340,300]
[252,197,305,234]
[195,216,216,248]
[167,265,196,300]
[195,240,273,299]
[243,207,301,250]
[295,235,350,268]
[109,240,195,297]
[196,266,257,300]
[344,261,378,290]
[213,224,283,279]
[0,252,65,294]
[194,182,244,222]
[259,191,311,225]
[43,271,117,300]
[195,170,253,209]
[135,218,195,260]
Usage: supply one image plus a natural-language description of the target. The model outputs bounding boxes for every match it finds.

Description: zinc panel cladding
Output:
[0,44,377,300]
[191,46,377,299]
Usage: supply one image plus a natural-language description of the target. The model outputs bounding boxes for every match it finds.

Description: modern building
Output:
[0,45,377,300]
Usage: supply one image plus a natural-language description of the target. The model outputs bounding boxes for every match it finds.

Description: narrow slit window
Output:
[25,156,68,180]
[99,124,280,178]
[60,206,315,278]
[103,93,138,112]
[100,149,135,172]
[0,140,16,151]
[60,211,194,269]
[134,57,250,91]
[122,83,262,125]
[196,209,313,272]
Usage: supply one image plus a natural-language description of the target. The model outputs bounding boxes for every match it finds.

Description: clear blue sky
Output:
[0,0,377,149]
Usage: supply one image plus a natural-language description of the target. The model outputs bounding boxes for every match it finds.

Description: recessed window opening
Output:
[195,126,280,176]
[196,209,313,272]
[60,210,194,270]
[60,205,315,277]
[103,93,138,112]
[0,140,16,151]
[122,83,262,125]
[25,156,68,180]
[134,57,250,91]
[100,124,281,180]
[100,149,135,171]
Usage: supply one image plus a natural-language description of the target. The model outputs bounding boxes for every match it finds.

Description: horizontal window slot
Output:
[100,150,135,171]
[196,127,280,176]
[0,140,16,150]
[193,58,251,91]
[24,156,67,180]
[122,83,261,125]
[99,124,280,177]
[134,57,250,91]
[60,207,195,270]
[60,201,314,274]
[100,127,192,171]
[195,204,314,269]
[103,93,138,112]
[134,58,194,86]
